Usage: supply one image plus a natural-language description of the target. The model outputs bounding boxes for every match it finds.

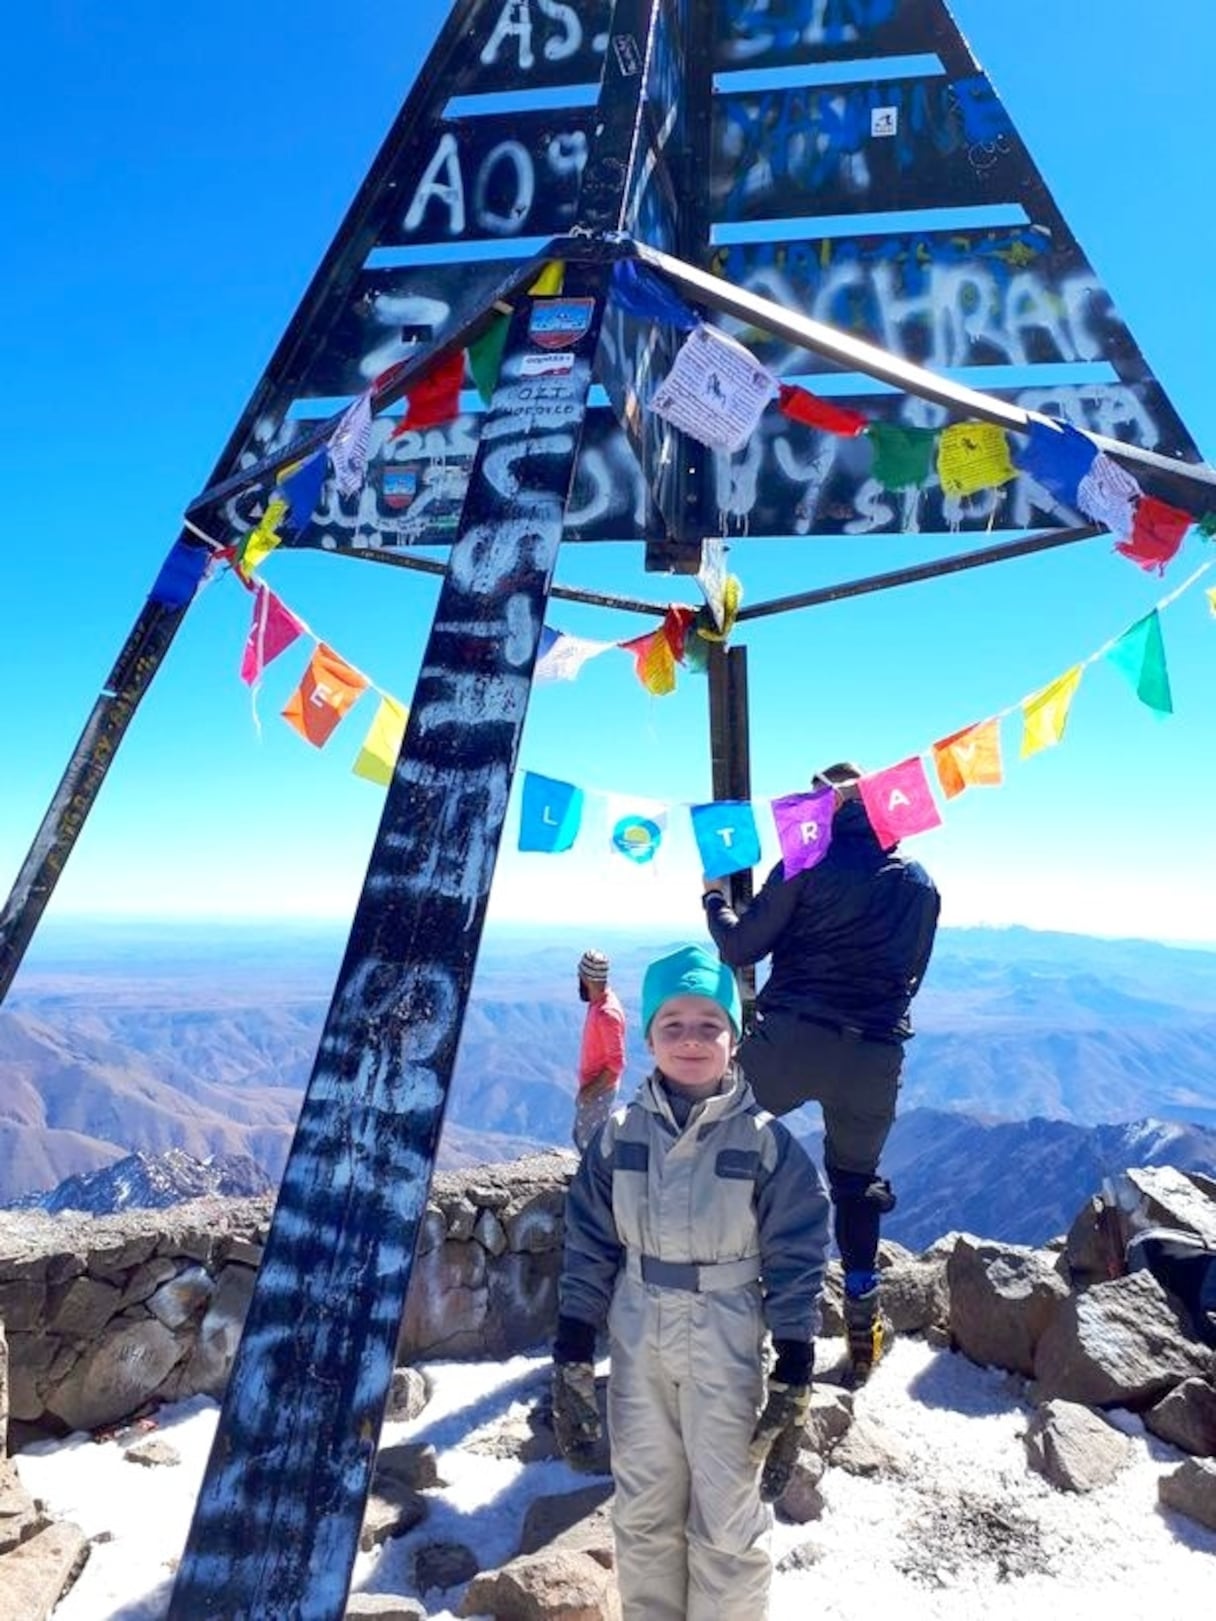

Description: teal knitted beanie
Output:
[641,944,742,1037]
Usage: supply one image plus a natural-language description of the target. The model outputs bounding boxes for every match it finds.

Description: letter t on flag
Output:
[519,772,584,853]
[690,801,761,879]
[859,758,942,850]
[770,787,836,877]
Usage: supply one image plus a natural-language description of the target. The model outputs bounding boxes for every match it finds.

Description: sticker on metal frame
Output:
[528,297,596,350]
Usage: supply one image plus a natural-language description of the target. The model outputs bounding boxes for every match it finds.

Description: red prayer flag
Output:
[281,643,369,747]
[777,384,868,437]
[390,351,465,437]
[662,604,698,661]
[859,757,942,849]
[1115,495,1190,575]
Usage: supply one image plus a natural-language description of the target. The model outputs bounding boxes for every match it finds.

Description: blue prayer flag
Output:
[279,449,329,534]
[1015,420,1096,506]
[690,800,761,879]
[610,260,699,332]
[519,771,584,853]
[147,539,211,608]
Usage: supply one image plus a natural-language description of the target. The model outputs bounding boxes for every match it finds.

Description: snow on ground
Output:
[15,1339,1216,1621]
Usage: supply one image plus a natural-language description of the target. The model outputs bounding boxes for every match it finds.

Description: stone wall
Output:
[0,1152,574,1442]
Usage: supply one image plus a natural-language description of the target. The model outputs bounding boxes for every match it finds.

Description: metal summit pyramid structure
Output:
[3,3,1213,1616]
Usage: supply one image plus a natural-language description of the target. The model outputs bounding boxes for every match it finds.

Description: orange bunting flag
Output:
[281,643,369,748]
[1020,666,1083,758]
[931,719,1003,799]
[621,626,677,695]
[936,423,1016,498]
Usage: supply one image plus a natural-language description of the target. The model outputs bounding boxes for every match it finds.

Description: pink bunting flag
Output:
[859,757,942,850]
[240,584,307,687]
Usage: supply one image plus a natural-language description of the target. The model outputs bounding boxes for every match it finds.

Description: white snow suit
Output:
[559,1067,829,1621]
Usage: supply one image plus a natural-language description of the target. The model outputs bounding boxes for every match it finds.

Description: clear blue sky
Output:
[2,1,1215,950]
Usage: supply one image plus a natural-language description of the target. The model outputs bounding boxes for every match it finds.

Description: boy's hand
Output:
[749,1379,811,1502]
[551,1361,601,1462]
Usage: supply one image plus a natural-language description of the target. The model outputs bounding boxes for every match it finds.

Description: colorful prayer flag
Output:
[931,719,1003,799]
[608,259,699,331]
[148,539,211,608]
[533,627,615,683]
[469,317,509,405]
[391,350,464,437]
[352,695,409,785]
[866,423,937,491]
[235,497,289,578]
[328,391,374,498]
[936,422,1016,498]
[1021,666,1083,758]
[690,801,761,880]
[770,788,836,878]
[859,758,942,849]
[620,626,677,695]
[1076,453,1139,538]
[1015,420,1095,506]
[278,449,329,534]
[240,584,307,687]
[651,325,778,453]
[1115,495,1190,575]
[281,643,369,748]
[607,799,667,865]
[1106,611,1173,715]
[777,384,867,438]
[519,772,585,853]
[529,261,566,296]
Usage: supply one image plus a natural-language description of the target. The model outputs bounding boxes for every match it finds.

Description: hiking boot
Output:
[843,1288,888,1386]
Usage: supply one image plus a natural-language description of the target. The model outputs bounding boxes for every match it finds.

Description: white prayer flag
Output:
[651,325,779,453]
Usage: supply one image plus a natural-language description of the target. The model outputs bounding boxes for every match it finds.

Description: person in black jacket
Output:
[701,761,940,1384]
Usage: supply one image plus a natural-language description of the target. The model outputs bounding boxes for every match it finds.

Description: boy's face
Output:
[647,993,735,1094]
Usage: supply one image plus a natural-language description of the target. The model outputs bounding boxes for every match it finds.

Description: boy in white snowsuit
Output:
[552,944,829,1621]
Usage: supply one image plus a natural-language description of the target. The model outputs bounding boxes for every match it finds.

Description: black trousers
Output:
[738,1009,903,1278]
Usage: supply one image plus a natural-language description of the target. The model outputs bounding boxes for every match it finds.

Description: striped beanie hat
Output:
[577,948,610,984]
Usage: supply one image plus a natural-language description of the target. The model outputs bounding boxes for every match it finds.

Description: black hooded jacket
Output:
[705,800,940,1041]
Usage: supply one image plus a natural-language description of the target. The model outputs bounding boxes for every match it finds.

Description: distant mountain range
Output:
[3,921,1215,1240]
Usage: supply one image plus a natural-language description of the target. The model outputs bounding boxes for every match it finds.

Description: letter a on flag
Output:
[770,788,836,878]
[859,758,942,850]
[281,644,369,748]
[690,801,761,879]
[519,772,584,853]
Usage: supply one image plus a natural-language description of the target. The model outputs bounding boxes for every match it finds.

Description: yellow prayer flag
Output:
[352,695,408,786]
[937,422,1017,499]
[237,497,289,578]
[529,261,565,296]
[1206,586,1216,617]
[931,718,1003,799]
[632,628,677,695]
[1021,666,1083,759]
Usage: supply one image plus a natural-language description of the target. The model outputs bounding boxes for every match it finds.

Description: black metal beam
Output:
[735,524,1105,623]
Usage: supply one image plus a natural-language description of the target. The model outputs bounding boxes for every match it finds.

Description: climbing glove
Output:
[749,1376,811,1503]
[551,1361,601,1461]
[750,1337,814,1500]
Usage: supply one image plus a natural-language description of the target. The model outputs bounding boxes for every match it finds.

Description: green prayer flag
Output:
[866,423,938,491]
[469,316,509,405]
[1106,610,1173,715]
[1198,510,1216,539]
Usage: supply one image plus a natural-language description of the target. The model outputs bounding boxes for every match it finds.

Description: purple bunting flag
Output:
[770,787,836,878]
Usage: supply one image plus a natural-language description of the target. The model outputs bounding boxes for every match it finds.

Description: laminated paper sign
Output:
[651,325,778,453]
